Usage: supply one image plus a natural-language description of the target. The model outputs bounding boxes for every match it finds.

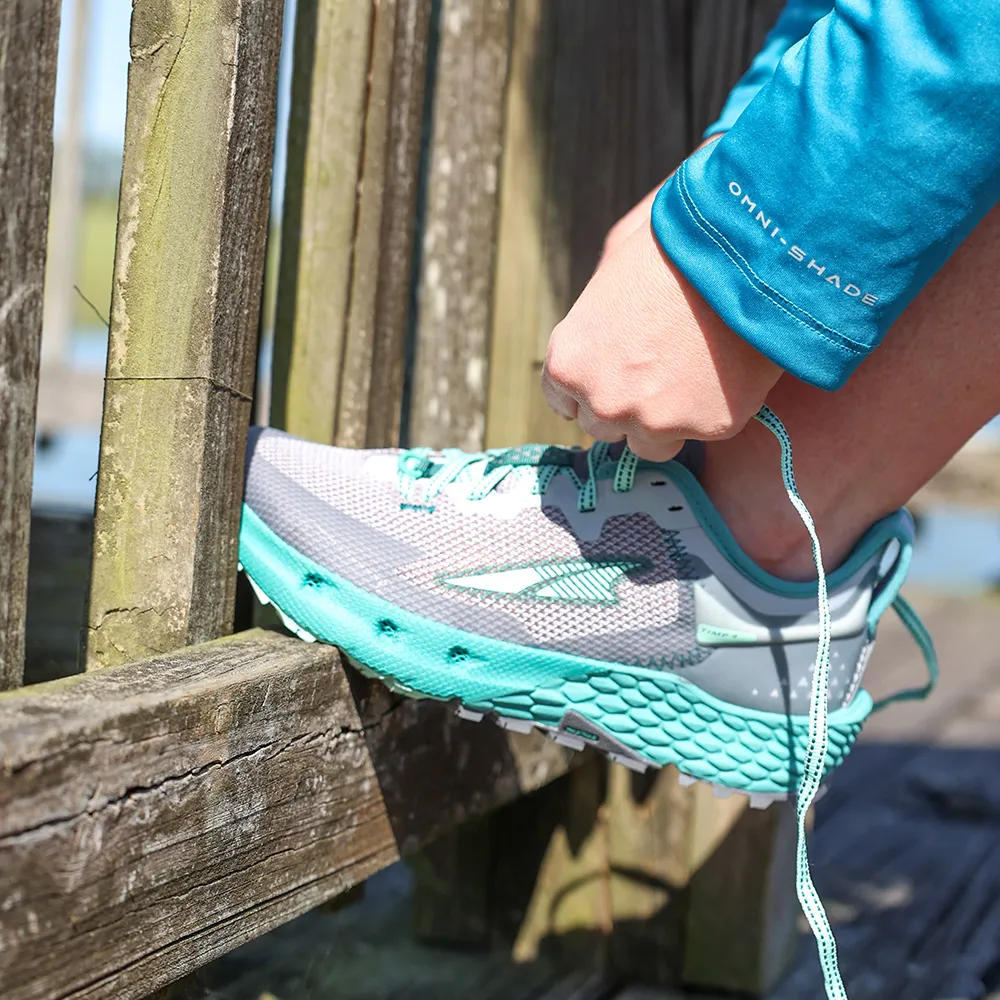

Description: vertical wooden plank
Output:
[683,790,800,993]
[483,0,556,451]
[86,0,284,669]
[362,0,434,447]
[688,0,752,146]
[327,0,397,449]
[40,0,88,369]
[410,815,493,947]
[689,0,788,143]
[407,0,514,451]
[270,0,373,442]
[272,0,431,449]
[0,0,61,689]
[336,0,432,449]
[477,3,800,995]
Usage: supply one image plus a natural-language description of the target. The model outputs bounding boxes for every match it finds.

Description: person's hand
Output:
[541,203,782,461]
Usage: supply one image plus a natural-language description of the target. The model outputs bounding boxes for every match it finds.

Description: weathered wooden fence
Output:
[0,2,796,999]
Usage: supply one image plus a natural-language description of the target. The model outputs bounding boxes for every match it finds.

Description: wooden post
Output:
[271,0,431,448]
[337,0,433,448]
[406,0,514,451]
[270,0,373,443]
[0,1,62,689]
[682,787,800,994]
[86,0,285,668]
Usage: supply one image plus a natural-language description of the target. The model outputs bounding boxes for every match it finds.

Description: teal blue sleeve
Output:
[652,0,1000,390]
[706,1,834,137]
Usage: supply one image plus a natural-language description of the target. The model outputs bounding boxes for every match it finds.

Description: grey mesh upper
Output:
[244,428,885,714]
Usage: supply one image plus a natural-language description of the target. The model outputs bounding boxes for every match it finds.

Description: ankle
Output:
[698,432,846,582]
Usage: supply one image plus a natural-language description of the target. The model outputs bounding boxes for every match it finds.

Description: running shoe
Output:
[238,410,936,807]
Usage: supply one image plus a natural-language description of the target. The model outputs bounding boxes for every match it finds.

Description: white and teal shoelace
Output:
[756,404,937,1000]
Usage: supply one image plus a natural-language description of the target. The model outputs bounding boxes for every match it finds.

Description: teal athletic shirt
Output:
[651,0,1000,390]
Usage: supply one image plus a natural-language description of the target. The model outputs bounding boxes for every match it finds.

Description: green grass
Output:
[74,197,118,329]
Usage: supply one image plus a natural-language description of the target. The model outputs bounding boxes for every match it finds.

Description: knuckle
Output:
[587,397,628,426]
[543,334,577,389]
[634,406,680,440]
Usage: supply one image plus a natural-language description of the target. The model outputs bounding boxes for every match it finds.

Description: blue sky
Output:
[59,0,296,200]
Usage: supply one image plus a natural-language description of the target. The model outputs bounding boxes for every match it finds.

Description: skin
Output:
[543,171,1000,580]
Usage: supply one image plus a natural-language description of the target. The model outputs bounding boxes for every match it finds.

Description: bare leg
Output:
[701,203,1000,580]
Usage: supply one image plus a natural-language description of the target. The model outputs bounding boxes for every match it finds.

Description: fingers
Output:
[574,400,626,443]
[540,364,578,421]
[623,432,684,463]
[576,400,683,460]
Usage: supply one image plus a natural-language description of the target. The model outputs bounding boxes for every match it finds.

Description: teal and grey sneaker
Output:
[239,412,935,805]
[240,406,937,1000]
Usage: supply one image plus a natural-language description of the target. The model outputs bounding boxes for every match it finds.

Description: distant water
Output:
[32,329,1000,590]
[67,327,109,370]
[33,427,101,511]
[909,508,1000,592]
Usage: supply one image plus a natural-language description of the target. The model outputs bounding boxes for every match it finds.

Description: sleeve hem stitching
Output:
[674,161,869,358]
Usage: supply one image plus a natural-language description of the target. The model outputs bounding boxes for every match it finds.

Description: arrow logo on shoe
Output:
[442,558,651,605]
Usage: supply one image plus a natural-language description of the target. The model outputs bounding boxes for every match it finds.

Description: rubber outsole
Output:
[239,504,869,804]
[246,564,789,808]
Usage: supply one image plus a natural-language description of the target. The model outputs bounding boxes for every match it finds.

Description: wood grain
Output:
[86,0,285,668]
[682,791,800,994]
[486,0,691,451]
[0,630,572,1000]
[0,1,61,688]
[485,0,787,452]
[272,0,432,450]
[336,0,433,449]
[270,0,374,443]
[407,0,514,451]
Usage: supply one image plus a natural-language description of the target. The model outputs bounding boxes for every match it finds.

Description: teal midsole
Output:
[239,504,871,793]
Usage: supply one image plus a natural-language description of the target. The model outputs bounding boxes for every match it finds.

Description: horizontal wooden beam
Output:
[0,630,572,1000]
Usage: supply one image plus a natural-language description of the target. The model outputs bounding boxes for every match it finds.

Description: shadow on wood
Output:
[487,770,796,994]
[24,512,92,685]
[66,741,1000,1000]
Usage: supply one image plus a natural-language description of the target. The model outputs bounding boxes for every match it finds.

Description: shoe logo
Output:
[442,557,652,605]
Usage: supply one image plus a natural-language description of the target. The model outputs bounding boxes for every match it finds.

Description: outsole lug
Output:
[273,605,317,642]
[678,772,698,788]
[609,752,648,774]
[551,731,587,751]
[712,784,734,799]
[749,793,778,810]
[496,716,534,735]
[456,706,485,722]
